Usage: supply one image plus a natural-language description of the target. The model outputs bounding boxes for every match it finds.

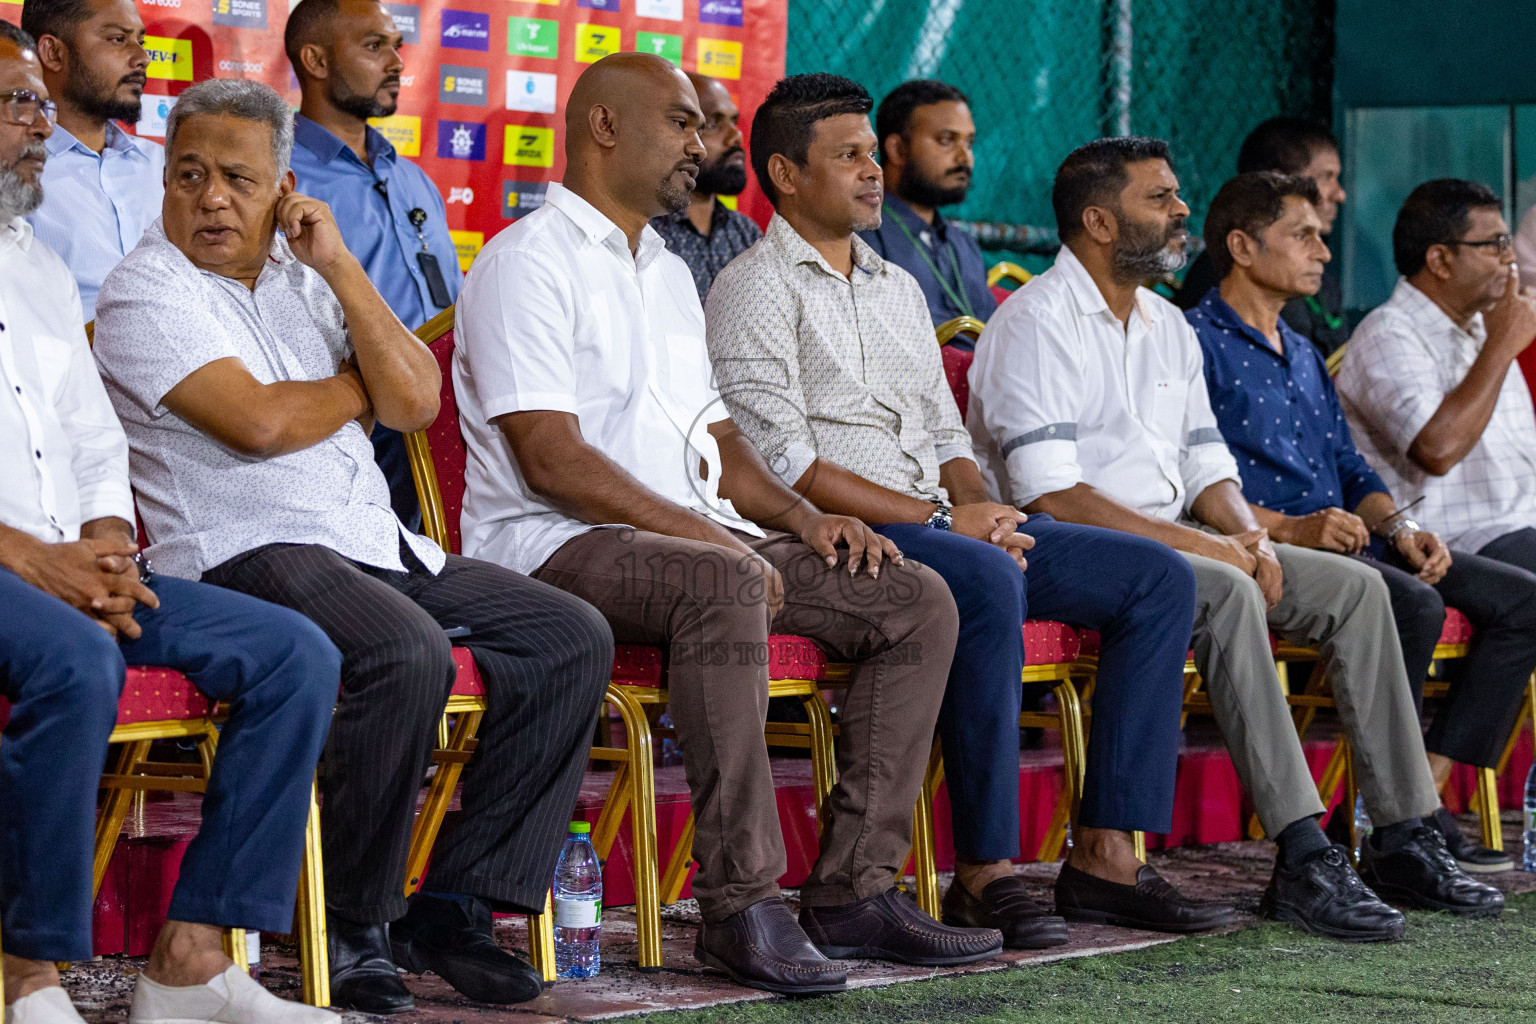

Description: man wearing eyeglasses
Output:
[1338,179,1536,582]
[19,0,160,321]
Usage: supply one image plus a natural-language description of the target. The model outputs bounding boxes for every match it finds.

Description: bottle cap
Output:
[568,821,591,834]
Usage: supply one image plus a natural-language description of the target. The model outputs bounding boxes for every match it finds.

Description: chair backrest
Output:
[404,307,466,555]
[986,261,1032,306]
[935,317,982,421]
[1325,340,1347,378]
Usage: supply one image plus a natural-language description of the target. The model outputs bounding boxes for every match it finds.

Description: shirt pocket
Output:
[1149,379,1188,443]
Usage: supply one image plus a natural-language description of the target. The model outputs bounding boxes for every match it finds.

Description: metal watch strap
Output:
[1382,517,1420,543]
[924,504,953,531]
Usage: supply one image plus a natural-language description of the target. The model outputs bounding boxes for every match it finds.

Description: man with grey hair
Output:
[92,78,615,1015]
[1,33,343,1024]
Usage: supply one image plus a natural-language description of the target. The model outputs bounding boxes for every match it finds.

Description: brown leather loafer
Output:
[941,876,1069,949]
[1054,863,1237,933]
[695,896,847,995]
[799,887,1003,966]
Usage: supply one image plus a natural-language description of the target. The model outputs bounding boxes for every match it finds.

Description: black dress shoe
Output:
[1359,824,1505,918]
[1054,863,1237,933]
[696,896,847,995]
[1259,846,1405,942]
[1430,807,1514,874]
[800,887,1003,966]
[391,894,544,1004]
[940,876,1068,949]
[329,915,415,1015]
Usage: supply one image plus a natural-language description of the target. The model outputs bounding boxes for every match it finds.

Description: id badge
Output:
[417,251,453,309]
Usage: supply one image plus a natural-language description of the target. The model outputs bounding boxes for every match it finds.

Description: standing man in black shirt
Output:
[1175,117,1350,357]
[650,71,761,300]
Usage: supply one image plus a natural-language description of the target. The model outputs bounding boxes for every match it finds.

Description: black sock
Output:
[1371,817,1424,853]
[1276,815,1330,870]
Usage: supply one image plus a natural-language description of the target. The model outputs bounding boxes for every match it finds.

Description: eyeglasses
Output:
[0,89,58,129]
[1447,233,1514,256]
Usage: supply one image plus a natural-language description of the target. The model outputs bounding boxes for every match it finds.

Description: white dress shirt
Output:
[29,121,164,322]
[967,245,1240,517]
[0,217,134,543]
[1336,278,1536,553]
[92,219,444,580]
[454,182,761,575]
[1515,203,1536,291]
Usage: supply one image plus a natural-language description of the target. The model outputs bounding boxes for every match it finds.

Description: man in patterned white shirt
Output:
[1338,178,1536,578]
[969,139,1502,940]
[707,73,1234,948]
[91,79,612,1015]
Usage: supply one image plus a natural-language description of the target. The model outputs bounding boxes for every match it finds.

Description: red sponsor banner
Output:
[2,0,787,266]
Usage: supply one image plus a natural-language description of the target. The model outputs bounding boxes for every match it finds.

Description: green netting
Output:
[786,0,1334,268]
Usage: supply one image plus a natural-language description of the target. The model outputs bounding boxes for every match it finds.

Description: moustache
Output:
[120,73,147,88]
[16,141,47,162]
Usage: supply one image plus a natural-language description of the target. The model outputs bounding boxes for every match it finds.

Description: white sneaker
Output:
[127,966,339,1024]
[4,987,88,1024]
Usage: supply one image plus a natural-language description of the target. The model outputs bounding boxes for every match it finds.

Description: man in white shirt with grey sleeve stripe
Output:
[968,137,1503,941]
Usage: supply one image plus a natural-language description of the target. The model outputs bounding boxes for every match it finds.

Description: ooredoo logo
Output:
[218,59,265,73]
[440,9,490,51]
[698,0,743,26]
[437,120,487,161]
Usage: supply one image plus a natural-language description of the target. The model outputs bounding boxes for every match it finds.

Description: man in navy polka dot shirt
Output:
[1191,172,1536,874]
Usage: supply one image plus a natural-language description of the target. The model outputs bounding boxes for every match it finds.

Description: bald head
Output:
[563,52,705,223]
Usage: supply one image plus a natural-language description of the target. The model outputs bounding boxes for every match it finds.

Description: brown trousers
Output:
[533,526,957,921]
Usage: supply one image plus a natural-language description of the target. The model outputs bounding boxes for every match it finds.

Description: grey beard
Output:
[0,166,44,221]
[1113,237,1186,283]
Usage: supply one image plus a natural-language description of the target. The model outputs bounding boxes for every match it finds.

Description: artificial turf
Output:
[634,892,1536,1024]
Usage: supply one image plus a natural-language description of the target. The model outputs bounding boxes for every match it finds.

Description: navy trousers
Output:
[875,516,1194,861]
[0,569,338,962]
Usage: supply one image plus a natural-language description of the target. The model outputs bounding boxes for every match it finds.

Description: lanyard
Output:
[884,203,975,319]
[1303,294,1343,331]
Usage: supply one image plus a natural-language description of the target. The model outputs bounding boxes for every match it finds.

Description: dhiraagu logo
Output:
[507,16,557,59]
[504,125,554,168]
[145,36,193,82]
[367,115,421,157]
[575,23,620,63]
[449,230,483,272]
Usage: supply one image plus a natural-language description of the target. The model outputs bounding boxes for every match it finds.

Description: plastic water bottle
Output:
[1522,762,1536,872]
[1352,793,1372,862]
[553,822,602,978]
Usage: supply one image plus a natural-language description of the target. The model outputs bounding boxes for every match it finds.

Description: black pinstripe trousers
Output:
[203,541,613,923]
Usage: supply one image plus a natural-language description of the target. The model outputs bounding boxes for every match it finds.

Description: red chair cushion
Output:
[609,635,828,689]
[1075,629,1276,660]
[450,646,486,697]
[423,327,468,555]
[990,283,1012,306]
[1023,620,1080,665]
[1440,606,1474,646]
[941,344,974,420]
[117,667,215,725]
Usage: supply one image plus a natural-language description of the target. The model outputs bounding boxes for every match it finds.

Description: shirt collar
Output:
[293,115,395,170]
[1392,277,1488,345]
[765,212,885,279]
[658,197,732,237]
[1052,244,1164,327]
[45,120,140,158]
[0,216,34,252]
[884,194,948,240]
[1197,288,1301,361]
[545,182,667,270]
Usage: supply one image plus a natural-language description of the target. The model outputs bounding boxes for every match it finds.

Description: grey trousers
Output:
[1183,542,1440,837]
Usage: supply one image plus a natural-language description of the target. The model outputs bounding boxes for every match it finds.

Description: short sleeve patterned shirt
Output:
[92,219,446,580]
[704,213,974,504]
[650,199,763,302]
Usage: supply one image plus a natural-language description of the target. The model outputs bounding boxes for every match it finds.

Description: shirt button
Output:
[34,450,42,459]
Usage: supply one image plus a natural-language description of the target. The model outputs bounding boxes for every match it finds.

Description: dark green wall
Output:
[1337,0,1536,107]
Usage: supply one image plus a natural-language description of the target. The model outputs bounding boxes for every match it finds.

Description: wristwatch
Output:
[131,551,155,584]
[924,504,953,532]
[1382,518,1420,544]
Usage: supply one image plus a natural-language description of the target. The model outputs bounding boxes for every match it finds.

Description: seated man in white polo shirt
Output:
[1337,179,1536,581]
[454,54,1003,997]
[967,138,1504,941]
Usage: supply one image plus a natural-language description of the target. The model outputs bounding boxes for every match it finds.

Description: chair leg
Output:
[798,691,837,828]
[526,891,556,983]
[93,740,151,899]
[1475,767,1503,852]
[221,928,249,972]
[1494,677,1535,776]
[605,687,662,972]
[659,812,696,906]
[296,779,330,1006]
[591,761,631,862]
[403,710,482,897]
[1341,747,1361,867]
[1132,831,1146,862]
[1039,680,1086,860]
[911,741,943,919]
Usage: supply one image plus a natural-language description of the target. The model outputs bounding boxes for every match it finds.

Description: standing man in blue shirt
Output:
[860,79,995,342]
[285,0,462,529]
[21,0,161,321]
[1189,171,1536,872]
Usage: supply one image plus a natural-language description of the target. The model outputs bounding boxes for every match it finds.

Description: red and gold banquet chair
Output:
[400,308,839,971]
[986,261,1032,307]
